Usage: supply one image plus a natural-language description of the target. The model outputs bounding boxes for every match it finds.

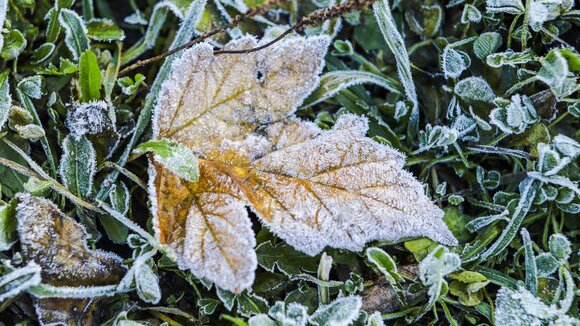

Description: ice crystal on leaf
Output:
[150,35,457,293]
[495,284,579,326]
[65,100,116,138]
[16,194,126,325]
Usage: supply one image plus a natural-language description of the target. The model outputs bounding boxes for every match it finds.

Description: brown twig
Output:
[215,0,378,55]
[119,0,285,76]
[120,0,377,76]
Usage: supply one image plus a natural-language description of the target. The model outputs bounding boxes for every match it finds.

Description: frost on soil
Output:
[150,35,457,293]
[16,194,126,325]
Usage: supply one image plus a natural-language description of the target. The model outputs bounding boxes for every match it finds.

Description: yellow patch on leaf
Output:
[150,35,457,293]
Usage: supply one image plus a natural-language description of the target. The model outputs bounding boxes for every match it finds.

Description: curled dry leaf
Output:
[150,35,457,293]
[16,194,126,325]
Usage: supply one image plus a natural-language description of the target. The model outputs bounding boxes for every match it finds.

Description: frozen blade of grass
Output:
[0,0,7,53]
[0,261,42,302]
[59,9,90,61]
[96,0,207,201]
[27,283,122,298]
[59,135,96,198]
[82,0,94,21]
[303,70,402,108]
[527,172,580,196]
[15,80,58,178]
[97,200,159,248]
[521,228,537,295]
[121,3,169,64]
[373,0,419,137]
[121,0,203,64]
[466,145,535,160]
[465,210,509,232]
[1,139,101,213]
[0,70,10,130]
[480,178,539,260]
[474,266,518,290]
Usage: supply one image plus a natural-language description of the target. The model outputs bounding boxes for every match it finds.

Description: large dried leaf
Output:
[150,35,456,293]
[16,194,126,325]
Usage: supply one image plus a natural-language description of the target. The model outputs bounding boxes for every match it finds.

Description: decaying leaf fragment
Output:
[16,194,126,326]
[150,35,457,293]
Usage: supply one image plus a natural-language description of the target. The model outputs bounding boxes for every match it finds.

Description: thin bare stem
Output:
[119,0,285,76]
[119,0,377,75]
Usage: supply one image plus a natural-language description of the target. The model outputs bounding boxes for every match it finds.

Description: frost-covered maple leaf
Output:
[149,35,457,292]
[16,194,126,325]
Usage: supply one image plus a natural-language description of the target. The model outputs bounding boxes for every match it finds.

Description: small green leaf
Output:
[309,296,362,326]
[0,199,16,251]
[59,8,90,60]
[118,73,146,96]
[535,253,559,277]
[0,69,10,130]
[256,240,318,275]
[404,238,438,261]
[135,262,161,304]
[454,77,495,103]
[100,181,130,244]
[473,32,502,60]
[23,177,53,196]
[86,18,126,42]
[366,247,404,302]
[461,4,482,23]
[0,30,27,60]
[134,138,199,182]
[548,234,571,261]
[442,47,470,79]
[59,135,96,198]
[79,50,102,102]
[17,75,43,99]
[30,43,55,65]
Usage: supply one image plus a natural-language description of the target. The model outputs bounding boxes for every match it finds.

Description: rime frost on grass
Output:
[309,296,362,326]
[15,194,126,325]
[442,46,471,79]
[65,100,116,138]
[416,124,459,153]
[490,94,538,134]
[59,134,97,198]
[373,0,419,129]
[150,35,456,292]
[304,70,401,108]
[495,284,579,326]
[58,8,90,61]
[0,261,41,302]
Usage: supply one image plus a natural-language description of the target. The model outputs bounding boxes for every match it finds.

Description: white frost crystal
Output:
[150,35,457,292]
[490,94,538,134]
[495,285,579,326]
[66,100,116,138]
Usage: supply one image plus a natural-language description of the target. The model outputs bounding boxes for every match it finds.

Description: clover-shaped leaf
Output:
[150,35,457,293]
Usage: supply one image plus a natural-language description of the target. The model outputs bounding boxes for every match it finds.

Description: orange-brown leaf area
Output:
[150,34,456,292]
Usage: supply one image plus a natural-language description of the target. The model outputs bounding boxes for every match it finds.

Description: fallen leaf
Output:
[16,194,126,325]
[150,35,457,293]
